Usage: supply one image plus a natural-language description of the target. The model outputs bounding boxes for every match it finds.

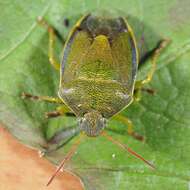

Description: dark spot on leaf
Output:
[64,18,70,27]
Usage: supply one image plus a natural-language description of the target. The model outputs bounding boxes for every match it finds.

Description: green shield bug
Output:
[22,11,170,185]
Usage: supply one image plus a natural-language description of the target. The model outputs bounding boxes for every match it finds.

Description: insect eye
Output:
[102,118,107,126]
[79,118,83,124]
[79,117,86,125]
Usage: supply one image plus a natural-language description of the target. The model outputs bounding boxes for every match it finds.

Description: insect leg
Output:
[41,126,80,156]
[45,106,75,119]
[135,39,170,89]
[21,92,63,104]
[113,114,144,141]
[133,87,156,102]
[38,17,62,70]
[141,88,156,95]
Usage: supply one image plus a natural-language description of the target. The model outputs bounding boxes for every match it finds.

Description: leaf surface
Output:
[0,0,190,189]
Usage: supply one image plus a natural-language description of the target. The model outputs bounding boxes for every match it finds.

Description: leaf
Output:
[1,0,190,190]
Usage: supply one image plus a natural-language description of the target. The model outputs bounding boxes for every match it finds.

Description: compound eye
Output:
[79,118,83,125]
[102,118,107,126]
[79,117,86,125]
[78,118,82,124]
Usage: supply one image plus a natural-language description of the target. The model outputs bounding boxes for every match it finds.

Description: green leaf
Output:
[1,0,190,189]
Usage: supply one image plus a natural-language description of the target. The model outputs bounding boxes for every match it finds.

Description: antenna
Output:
[46,133,84,186]
[101,131,155,169]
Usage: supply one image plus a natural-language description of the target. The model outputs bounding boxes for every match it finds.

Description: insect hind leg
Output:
[38,17,64,71]
[135,39,170,89]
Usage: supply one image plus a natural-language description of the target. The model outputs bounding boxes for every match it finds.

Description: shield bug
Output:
[22,11,170,185]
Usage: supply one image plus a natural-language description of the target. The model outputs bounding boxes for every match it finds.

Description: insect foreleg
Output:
[112,114,144,141]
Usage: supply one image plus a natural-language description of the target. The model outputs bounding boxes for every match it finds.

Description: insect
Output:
[22,12,169,185]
